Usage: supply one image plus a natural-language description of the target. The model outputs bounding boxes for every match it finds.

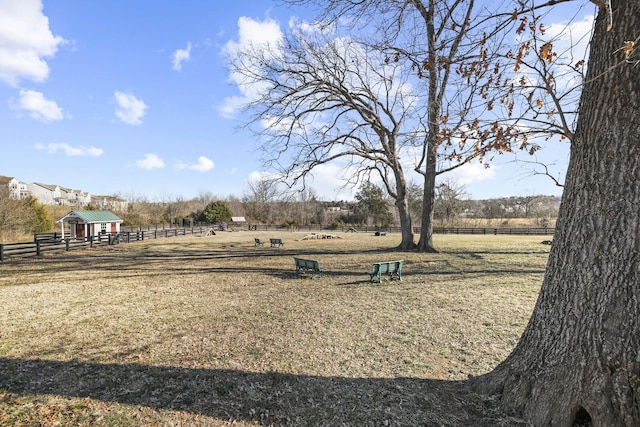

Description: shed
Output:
[57,210,123,239]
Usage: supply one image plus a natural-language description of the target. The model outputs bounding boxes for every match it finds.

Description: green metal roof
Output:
[58,210,123,223]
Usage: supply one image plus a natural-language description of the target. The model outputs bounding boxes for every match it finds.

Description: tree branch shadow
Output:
[0,357,516,426]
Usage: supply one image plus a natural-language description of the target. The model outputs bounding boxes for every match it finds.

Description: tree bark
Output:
[396,195,416,250]
[390,155,418,250]
[417,142,439,253]
[475,1,640,425]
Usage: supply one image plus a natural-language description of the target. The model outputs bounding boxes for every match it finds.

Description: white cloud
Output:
[247,164,357,200]
[0,0,66,86]
[544,14,594,63]
[444,162,497,186]
[12,89,63,121]
[176,156,215,172]
[288,16,335,37]
[172,42,192,71]
[224,16,283,60]
[220,16,284,117]
[135,153,165,170]
[217,95,246,120]
[114,91,148,125]
[189,156,214,172]
[306,163,358,200]
[34,142,102,157]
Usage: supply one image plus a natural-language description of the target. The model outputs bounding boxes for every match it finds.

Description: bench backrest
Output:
[295,257,320,269]
[373,260,402,274]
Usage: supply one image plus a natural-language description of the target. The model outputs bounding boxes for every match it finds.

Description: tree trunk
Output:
[417,0,440,254]
[396,196,416,250]
[391,161,417,250]
[417,142,438,253]
[474,2,640,425]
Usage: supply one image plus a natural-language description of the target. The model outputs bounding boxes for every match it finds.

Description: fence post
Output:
[0,244,3,261]
[36,240,41,256]
[65,238,70,251]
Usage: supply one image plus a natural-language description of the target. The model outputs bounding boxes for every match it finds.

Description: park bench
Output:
[255,238,264,246]
[368,260,403,283]
[270,238,284,247]
[294,257,325,279]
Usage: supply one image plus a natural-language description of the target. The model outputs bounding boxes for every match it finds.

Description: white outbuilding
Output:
[57,210,123,239]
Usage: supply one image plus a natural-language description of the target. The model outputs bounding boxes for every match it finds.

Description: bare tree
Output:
[281,0,592,253]
[242,176,282,224]
[487,1,593,189]
[276,0,556,251]
[292,187,321,226]
[434,179,468,226]
[229,31,424,249]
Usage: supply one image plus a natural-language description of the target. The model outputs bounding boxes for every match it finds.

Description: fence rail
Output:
[1,226,210,262]
[1,224,554,262]
[121,223,557,236]
[250,224,555,236]
[432,227,554,235]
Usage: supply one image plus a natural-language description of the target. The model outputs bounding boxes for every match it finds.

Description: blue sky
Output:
[0,1,594,202]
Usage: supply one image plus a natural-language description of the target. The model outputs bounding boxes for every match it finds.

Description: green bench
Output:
[270,238,284,247]
[368,260,403,283]
[294,257,325,279]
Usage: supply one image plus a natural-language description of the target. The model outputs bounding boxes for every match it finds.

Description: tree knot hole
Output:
[572,406,593,427]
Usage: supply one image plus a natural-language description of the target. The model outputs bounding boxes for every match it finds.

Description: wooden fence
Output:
[1,224,554,262]
[250,224,555,236]
[1,226,209,262]
[432,227,554,236]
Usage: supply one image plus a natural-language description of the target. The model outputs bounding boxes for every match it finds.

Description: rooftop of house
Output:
[57,210,123,223]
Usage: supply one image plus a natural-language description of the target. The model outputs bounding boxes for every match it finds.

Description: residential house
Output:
[60,187,78,207]
[77,191,91,207]
[92,195,127,211]
[27,183,62,205]
[0,176,28,199]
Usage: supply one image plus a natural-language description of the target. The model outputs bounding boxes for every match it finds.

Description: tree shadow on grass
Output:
[0,357,519,426]
[0,246,545,285]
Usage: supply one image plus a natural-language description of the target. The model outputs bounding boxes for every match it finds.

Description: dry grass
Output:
[434,217,556,229]
[0,231,549,426]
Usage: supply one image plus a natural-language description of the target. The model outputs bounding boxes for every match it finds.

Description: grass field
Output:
[0,231,549,426]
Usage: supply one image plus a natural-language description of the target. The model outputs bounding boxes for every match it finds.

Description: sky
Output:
[0,0,596,202]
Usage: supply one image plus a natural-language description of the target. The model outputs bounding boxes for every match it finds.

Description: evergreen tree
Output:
[198,201,233,224]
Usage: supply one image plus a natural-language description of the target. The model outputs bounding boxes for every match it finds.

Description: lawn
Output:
[0,230,549,426]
